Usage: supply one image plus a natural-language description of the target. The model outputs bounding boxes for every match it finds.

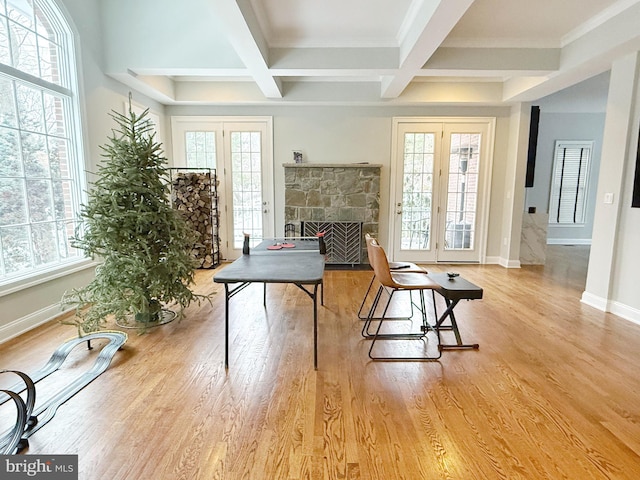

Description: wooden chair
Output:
[363,237,442,361]
[357,233,428,321]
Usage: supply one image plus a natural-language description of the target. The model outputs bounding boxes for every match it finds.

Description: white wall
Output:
[166,104,513,260]
[525,72,609,246]
[583,52,640,324]
[527,112,605,244]
[611,155,640,317]
[605,54,640,321]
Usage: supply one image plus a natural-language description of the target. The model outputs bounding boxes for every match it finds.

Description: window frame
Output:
[0,0,90,294]
[548,140,593,226]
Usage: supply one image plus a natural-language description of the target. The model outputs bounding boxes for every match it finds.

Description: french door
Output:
[390,118,494,263]
[171,117,274,260]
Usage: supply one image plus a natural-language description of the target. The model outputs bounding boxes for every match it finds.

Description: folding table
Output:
[213,238,325,369]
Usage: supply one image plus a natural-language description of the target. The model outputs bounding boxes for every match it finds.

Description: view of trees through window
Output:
[401,132,435,250]
[0,0,83,283]
[231,131,262,248]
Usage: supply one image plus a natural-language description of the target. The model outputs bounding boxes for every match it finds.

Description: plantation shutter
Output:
[549,142,591,224]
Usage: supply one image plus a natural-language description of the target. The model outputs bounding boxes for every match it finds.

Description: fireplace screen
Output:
[302,221,362,265]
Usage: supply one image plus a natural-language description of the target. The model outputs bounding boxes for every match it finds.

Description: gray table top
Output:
[251,237,320,255]
[213,253,325,284]
[427,273,483,300]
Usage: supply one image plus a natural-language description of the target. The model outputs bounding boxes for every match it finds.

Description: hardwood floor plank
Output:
[3,246,640,478]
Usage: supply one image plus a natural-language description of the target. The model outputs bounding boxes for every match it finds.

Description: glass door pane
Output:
[443,133,481,251]
[230,131,263,248]
[392,118,492,264]
[392,123,442,263]
[437,122,490,263]
[185,131,216,169]
[400,132,435,251]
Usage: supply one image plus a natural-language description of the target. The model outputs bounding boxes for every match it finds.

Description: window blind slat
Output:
[550,143,591,224]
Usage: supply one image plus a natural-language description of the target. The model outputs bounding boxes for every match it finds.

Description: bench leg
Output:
[435,299,479,351]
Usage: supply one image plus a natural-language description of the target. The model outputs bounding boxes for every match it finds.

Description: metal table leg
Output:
[225,284,230,369]
[223,282,252,369]
[435,298,479,350]
[313,283,319,370]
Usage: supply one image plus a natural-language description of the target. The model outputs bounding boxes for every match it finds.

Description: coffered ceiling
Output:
[101,0,640,106]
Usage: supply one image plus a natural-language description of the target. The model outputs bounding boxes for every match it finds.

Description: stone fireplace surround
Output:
[284,163,381,264]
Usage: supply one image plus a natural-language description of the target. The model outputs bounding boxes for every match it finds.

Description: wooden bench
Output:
[427,273,483,351]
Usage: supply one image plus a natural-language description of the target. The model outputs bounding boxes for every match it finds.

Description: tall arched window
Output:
[0,0,85,287]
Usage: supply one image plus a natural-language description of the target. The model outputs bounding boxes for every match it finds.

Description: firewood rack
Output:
[169,168,221,268]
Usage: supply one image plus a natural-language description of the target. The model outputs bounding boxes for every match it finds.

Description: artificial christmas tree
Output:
[63,101,205,334]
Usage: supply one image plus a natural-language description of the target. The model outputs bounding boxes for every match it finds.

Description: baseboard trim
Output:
[581,291,608,311]
[581,292,640,327]
[547,238,592,245]
[610,301,640,327]
[0,303,70,345]
[499,257,521,268]
[485,256,521,268]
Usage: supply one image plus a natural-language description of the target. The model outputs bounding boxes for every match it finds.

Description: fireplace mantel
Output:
[282,163,382,168]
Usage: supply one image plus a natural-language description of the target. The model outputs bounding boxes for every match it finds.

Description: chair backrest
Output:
[365,232,376,267]
[364,233,375,255]
[366,236,396,288]
[365,233,379,271]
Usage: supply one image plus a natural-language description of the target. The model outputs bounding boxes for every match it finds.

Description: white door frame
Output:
[170,116,274,260]
[388,116,495,263]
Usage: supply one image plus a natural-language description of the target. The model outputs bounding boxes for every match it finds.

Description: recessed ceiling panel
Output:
[445,0,622,47]
[251,0,415,47]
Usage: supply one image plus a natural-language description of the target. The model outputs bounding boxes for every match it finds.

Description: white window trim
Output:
[0,0,88,291]
[170,116,275,259]
[0,258,97,297]
[549,140,593,226]
[388,116,496,264]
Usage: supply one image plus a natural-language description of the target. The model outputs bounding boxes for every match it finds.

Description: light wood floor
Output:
[2,245,640,479]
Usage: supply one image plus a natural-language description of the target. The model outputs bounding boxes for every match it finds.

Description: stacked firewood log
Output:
[171,172,217,268]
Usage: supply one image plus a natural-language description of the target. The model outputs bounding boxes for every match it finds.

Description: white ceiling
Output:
[102,0,640,106]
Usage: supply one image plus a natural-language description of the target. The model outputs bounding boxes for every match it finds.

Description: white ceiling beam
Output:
[423,47,560,72]
[153,77,518,107]
[210,0,282,98]
[174,81,270,104]
[381,0,475,98]
[400,80,504,104]
[109,71,177,104]
[168,79,504,106]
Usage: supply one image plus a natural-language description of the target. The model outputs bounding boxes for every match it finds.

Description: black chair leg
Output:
[357,274,377,320]
[366,290,442,361]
